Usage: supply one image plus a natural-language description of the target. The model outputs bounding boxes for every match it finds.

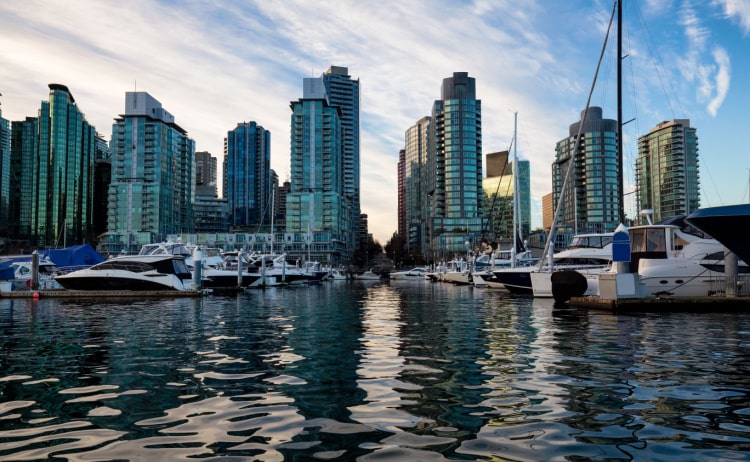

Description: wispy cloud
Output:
[714,0,750,34]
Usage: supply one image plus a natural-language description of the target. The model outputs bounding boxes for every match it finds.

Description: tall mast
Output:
[617,0,625,224]
[512,112,519,269]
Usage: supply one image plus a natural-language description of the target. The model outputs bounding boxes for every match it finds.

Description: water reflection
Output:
[1,284,750,460]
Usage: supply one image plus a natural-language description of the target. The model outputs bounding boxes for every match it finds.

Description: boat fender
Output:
[551,270,588,303]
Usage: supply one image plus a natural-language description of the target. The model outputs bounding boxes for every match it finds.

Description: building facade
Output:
[552,106,620,234]
[635,119,700,223]
[427,72,485,256]
[321,66,360,254]
[0,103,9,242]
[195,151,218,198]
[223,122,272,229]
[102,92,195,253]
[286,76,350,264]
[482,152,531,241]
[9,84,97,248]
[403,116,431,257]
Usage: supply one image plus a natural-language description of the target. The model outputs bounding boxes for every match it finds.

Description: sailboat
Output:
[492,1,624,298]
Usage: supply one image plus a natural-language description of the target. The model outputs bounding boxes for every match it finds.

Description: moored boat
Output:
[54,255,194,291]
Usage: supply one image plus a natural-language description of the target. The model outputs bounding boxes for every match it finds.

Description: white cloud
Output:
[714,0,750,34]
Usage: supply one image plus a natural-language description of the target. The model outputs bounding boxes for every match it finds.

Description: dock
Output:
[569,295,750,312]
[0,289,204,299]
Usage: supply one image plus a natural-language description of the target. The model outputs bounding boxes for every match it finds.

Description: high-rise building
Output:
[397,149,406,241]
[195,151,218,198]
[635,119,700,223]
[10,84,97,247]
[103,92,195,253]
[92,133,111,241]
[403,116,431,256]
[9,117,37,243]
[0,101,9,241]
[321,66,360,253]
[427,72,485,255]
[553,106,620,234]
[286,76,349,263]
[482,152,531,240]
[223,122,272,229]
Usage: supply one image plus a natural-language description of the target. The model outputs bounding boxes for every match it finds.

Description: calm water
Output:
[1,281,749,461]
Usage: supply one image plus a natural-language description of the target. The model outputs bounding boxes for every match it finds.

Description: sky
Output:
[2,0,750,245]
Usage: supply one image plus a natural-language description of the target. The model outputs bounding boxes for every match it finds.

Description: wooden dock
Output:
[569,295,750,312]
[0,289,204,299]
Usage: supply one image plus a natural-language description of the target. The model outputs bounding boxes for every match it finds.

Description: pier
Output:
[569,295,750,312]
[0,289,203,299]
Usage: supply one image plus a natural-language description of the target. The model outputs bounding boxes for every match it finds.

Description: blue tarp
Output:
[39,244,105,269]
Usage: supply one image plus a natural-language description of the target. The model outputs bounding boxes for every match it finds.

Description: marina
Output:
[2,281,750,460]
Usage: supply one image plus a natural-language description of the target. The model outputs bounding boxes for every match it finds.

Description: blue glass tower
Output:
[0,102,9,239]
[223,122,271,229]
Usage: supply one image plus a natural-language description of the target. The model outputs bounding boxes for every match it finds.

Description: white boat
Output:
[327,268,349,280]
[0,256,66,291]
[491,232,614,295]
[354,270,381,280]
[442,259,472,285]
[389,266,429,280]
[54,254,194,291]
[591,217,749,298]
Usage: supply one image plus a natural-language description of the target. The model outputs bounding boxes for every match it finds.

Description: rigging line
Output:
[629,0,684,118]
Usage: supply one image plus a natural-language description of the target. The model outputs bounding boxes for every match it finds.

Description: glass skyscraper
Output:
[403,116,431,257]
[635,119,700,223]
[482,152,531,241]
[9,84,97,247]
[0,104,9,240]
[321,66,360,255]
[428,72,485,255]
[286,76,349,262]
[553,106,620,234]
[223,122,271,229]
[103,92,194,253]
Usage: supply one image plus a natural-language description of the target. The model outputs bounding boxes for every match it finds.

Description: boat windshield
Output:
[568,235,613,249]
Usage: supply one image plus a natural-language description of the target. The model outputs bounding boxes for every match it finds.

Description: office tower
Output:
[542,192,554,231]
[0,102,9,239]
[92,133,111,240]
[427,72,485,255]
[635,119,700,223]
[403,116,431,257]
[104,92,195,252]
[195,151,218,198]
[321,66,360,254]
[482,152,531,240]
[397,149,406,241]
[223,122,272,230]
[553,106,620,234]
[10,84,97,247]
[286,76,349,263]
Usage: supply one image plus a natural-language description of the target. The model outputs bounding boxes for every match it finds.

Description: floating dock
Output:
[569,295,750,312]
[0,289,203,299]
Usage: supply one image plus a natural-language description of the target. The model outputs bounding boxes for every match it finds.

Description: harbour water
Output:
[1,281,749,461]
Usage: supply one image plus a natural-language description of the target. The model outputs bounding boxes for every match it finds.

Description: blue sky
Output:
[2,0,749,245]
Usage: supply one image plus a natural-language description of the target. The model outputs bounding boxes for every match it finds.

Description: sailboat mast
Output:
[512,112,519,269]
[617,0,625,224]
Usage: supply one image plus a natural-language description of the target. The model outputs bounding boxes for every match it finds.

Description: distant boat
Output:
[685,204,750,266]
[390,266,429,280]
[354,270,381,280]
